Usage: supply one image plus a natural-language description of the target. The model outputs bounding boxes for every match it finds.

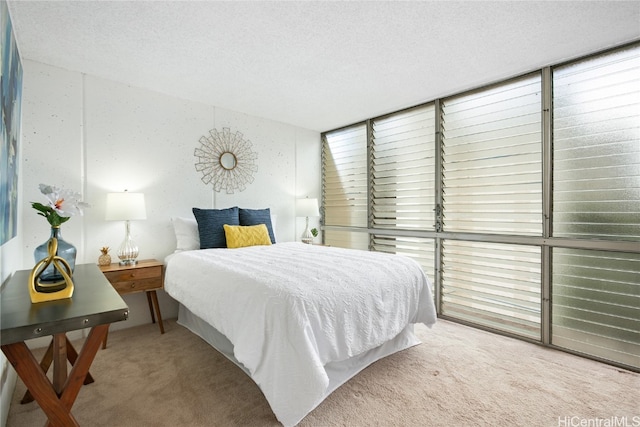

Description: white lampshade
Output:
[296,198,319,218]
[105,192,147,221]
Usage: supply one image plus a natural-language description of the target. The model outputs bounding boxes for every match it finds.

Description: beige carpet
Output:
[7,319,639,427]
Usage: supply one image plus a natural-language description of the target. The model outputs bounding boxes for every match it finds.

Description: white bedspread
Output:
[164,242,436,426]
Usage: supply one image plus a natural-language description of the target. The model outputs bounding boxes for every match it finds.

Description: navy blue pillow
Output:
[239,208,276,244]
[192,206,240,249]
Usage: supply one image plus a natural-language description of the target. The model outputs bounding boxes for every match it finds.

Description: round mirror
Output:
[219,152,237,170]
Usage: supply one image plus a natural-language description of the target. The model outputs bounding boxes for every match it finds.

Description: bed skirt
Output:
[176,303,421,425]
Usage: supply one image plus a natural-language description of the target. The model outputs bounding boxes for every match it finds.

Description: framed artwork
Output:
[1,0,23,246]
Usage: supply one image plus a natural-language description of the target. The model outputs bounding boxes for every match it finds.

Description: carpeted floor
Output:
[6,318,639,426]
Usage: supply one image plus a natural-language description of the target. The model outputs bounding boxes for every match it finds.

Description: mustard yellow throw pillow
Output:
[223,224,272,249]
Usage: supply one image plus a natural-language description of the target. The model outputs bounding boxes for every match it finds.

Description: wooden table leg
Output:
[21,336,95,404]
[52,324,108,426]
[2,342,79,427]
[102,328,109,350]
[146,291,156,324]
[52,334,67,396]
[66,337,95,385]
[21,339,54,404]
[2,324,109,427]
[147,290,165,334]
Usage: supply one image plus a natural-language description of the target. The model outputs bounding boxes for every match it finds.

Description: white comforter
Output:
[164,242,437,426]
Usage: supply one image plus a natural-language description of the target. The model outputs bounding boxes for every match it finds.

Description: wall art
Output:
[194,127,258,194]
[1,0,24,245]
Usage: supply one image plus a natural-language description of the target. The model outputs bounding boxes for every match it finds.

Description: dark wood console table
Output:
[1,263,129,426]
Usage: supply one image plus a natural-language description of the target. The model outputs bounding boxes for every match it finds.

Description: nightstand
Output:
[99,259,165,348]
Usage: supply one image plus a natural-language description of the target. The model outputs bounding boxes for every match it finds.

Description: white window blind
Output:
[441,74,543,235]
[552,249,639,369]
[551,45,640,370]
[553,44,640,241]
[320,41,640,370]
[322,124,368,229]
[442,240,541,338]
[325,229,369,251]
[372,234,435,289]
[371,105,436,230]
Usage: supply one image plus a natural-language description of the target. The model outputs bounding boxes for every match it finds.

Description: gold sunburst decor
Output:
[194,128,258,194]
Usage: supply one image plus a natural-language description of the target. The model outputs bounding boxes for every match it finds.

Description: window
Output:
[552,249,639,368]
[322,124,368,248]
[553,45,640,241]
[441,74,543,236]
[370,105,436,275]
[321,42,640,370]
[371,105,436,231]
[551,45,640,366]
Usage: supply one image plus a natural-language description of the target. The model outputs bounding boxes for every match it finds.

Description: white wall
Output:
[0,59,320,425]
[18,59,320,328]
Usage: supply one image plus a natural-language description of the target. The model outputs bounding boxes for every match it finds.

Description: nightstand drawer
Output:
[102,265,162,283]
[108,276,162,294]
[101,263,163,295]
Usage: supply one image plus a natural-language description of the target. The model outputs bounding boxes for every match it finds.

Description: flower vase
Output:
[34,227,77,284]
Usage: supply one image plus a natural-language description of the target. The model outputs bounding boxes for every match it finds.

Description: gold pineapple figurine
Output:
[98,246,112,266]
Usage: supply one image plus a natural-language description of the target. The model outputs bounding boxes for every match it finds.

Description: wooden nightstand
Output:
[99,259,165,348]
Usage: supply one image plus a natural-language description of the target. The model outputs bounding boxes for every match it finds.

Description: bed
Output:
[164,217,436,426]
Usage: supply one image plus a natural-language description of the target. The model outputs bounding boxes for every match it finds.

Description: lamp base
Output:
[301,220,314,244]
[117,220,140,267]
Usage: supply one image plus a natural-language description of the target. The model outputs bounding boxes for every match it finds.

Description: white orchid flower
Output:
[39,184,89,217]
[34,184,90,227]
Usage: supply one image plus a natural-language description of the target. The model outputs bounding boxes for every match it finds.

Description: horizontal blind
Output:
[552,248,640,369]
[442,240,541,339]
[371,105,436,230]
[322,124,368,229]
[553,44,640,241]
[324,229,369,251]
[371,234,435,287]
[441,74,543,235]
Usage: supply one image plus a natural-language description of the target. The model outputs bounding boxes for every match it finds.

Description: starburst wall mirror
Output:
[194,128,258,194]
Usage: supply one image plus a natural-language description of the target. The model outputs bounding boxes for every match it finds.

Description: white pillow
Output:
[171,217,200,252]
[270,214,277,242]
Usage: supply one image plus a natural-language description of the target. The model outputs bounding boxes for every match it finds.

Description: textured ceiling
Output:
[6,1,640,132]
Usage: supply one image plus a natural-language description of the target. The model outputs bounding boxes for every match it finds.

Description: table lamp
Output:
[296,197,319,244]
[105,191,147,265]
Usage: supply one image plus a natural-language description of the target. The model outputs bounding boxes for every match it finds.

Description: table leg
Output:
[148,290,165,334]
[21,336,95,404]
[2,324,109,427]
[52,334,67,395]
[145,291,156,324]
[53,324,108,426]
[21,339,54,404]
[2,342,79,427]
[102,328,109,350]
[65,337,95,386]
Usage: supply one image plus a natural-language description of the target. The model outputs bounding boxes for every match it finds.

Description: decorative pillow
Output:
[171,217,200,252]
[223,224,272,249]
[239,208,276,244]
[192,206,240,249]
